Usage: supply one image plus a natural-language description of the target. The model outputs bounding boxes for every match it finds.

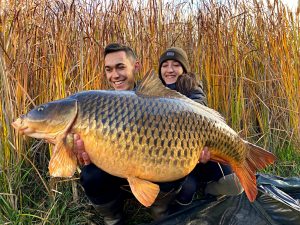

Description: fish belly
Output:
[72,91,243,182]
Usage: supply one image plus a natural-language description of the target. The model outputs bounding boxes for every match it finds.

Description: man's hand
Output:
[74,134,91,166]
[199,146,210,164]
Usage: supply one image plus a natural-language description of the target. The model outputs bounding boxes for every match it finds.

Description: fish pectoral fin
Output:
[127,177,160,207]
[49,135,77,178]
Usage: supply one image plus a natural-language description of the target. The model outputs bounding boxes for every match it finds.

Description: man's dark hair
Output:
[104,43,137,60]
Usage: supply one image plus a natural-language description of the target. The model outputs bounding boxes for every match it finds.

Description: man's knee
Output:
[175,174,197,205]
[80,163,105,188]
[80,164,125,205]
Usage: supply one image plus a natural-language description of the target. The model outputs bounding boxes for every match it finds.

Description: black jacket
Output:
[166,82,207,106]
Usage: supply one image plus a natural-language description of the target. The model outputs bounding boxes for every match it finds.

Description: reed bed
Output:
[0,0,299,224]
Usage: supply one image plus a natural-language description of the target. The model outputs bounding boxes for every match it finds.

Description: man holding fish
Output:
[74,43,243,224]
[12,41,275,225]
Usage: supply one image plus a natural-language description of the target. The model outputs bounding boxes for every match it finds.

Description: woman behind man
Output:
[76,43,243,225]
[157,47,243,207]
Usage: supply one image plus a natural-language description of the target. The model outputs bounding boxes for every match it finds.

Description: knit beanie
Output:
[158,47,190,82]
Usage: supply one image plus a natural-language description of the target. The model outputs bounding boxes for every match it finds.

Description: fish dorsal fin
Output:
[127,176,160,207]
[136,69,227,124]
[135,69,186,99]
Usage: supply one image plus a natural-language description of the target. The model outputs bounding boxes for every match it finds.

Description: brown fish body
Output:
[12,70,275,207]
[70,91,244,182]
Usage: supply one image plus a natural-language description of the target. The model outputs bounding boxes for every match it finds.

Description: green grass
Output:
[271,146,300,177]
[0,148,89,225]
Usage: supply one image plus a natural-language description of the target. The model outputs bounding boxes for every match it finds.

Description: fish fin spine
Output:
[127,177,160,207]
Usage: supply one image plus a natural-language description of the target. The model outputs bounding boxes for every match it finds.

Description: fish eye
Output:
[37,106,45,112]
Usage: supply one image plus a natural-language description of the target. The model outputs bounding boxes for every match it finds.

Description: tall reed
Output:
[0,0,299,224]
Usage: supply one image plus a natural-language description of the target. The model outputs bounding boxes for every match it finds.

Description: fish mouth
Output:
[12,118,28,134]
[12,117,62,143]
[11,118,27,133]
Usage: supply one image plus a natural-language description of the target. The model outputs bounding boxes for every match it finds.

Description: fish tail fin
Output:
[233,141,276,202]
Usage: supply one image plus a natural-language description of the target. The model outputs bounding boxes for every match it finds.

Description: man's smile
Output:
[114,80,125,85]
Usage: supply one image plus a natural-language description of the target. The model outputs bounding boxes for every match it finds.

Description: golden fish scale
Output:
[70,91,246,182]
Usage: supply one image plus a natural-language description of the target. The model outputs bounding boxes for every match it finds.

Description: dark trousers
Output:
[176,162,233,204]
[80,163,184,205]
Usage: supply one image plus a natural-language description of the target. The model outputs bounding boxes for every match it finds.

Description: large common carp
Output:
[12,70,276,207]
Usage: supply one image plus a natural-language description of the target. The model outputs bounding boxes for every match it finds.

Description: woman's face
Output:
[160,60,184,84]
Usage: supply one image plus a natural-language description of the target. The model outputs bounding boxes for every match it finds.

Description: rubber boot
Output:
[175,174,197,205]
[205,173,244,196]
[150,188,180,220]
[92,196,124,225]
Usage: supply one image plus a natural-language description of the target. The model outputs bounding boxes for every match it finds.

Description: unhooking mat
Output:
[148,173,300,225]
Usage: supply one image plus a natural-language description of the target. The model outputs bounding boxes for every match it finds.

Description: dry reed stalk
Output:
[0,0,299,222]
[0,0,299,166]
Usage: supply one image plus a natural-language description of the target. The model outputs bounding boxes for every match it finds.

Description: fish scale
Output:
[12,70,276,207]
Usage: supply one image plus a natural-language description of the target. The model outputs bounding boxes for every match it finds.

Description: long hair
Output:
[175,72,198,96]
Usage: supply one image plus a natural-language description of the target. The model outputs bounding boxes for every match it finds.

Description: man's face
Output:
[104,51,138,90]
